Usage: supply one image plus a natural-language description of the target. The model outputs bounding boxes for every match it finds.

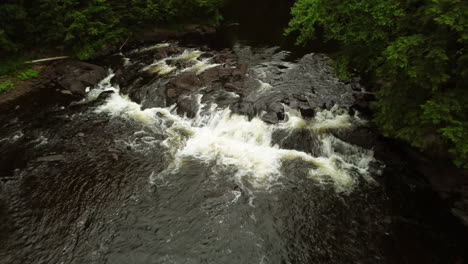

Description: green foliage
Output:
[64,0,126,59]
[0,57,27,76]
[0,81,14,92]
[0,0,225,59]
[16,69,39,81]
[0,3,29,53]
[287,0,468,167]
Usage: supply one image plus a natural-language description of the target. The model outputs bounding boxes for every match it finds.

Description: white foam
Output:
[173,50,203,62]
[74,71,117,105]
[34,135,48,146]
[144,60,177,75]
[0,130,24,143]
[143,49,219,75]
[311,105,352,133]
[257,80,273,93]
[182,58,220,75]
[96,90,378,192]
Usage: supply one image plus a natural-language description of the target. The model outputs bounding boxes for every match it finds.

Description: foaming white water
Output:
[34,135,48,146]
[143,48,219,76]
[311,105,353,133]
[96,92,160,125]
[173,50,203,61]
[97,89,378,192]
[257,80,273,93]
[144,60,177,76]
[183,58,220,75]
[74,71,117,105]
[0,130,24,143]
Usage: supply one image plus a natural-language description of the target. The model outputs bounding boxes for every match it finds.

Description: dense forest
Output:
[287,0,467,167]
[0,0,223,60]
[0,0,467,167]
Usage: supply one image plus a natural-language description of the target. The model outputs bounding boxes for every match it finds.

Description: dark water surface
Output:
[0,1,467,264]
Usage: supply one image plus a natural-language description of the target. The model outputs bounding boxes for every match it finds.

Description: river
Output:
[0,1,467,263]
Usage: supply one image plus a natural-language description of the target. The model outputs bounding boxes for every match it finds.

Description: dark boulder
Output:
[55,61,107,96]
[165,73,202,104]
[261,111,279,124]
[167,72,201,91]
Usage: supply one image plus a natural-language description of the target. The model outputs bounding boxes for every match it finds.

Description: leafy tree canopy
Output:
[0,0,224,59]
[287,0,468,167]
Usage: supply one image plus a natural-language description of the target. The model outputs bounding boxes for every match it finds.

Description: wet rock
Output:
[300,108,315,118]
[294,94,308,102]
[353,92,375,113]
[224,82,241,91]
[261,111,279,124]
[268,102,284,113]
[60,90,73,96]
[166,73,202,103]
[237,63,248,75]
[55,61,107,96]
[168,73,201,91]
[92,119,108,125]
[36,154,65,162]
[199,68,219,83]
[217,68,234,78]
[92,90,113,102]
[107,147,121,154]
[166,88,177,99]
[233,102,255,118]
[68,80,86,96]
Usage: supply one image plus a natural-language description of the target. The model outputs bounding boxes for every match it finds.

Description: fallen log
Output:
[27,56,70,64]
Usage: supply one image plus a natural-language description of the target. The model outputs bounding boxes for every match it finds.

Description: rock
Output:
[261,111,279,124]
[168,73,201,91]
[36,154,65,162]
[224,83,241,91]
[55,60,107,96]
[77,133,85,137]
[300,108,315,118]
[217,68,234,78]
[108,147,121,154]
[96,90,115,101]
[451,208,468,227]
[68,80,86,96]
[77,71,106,86]
[199,68,219,83]
[60,90,73,96]
[294,93,308,102]
[166,73,202,102]
[237,63,248,75]
[268,102,284,113]
[92,119,108,125]
[166,88,177,99]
